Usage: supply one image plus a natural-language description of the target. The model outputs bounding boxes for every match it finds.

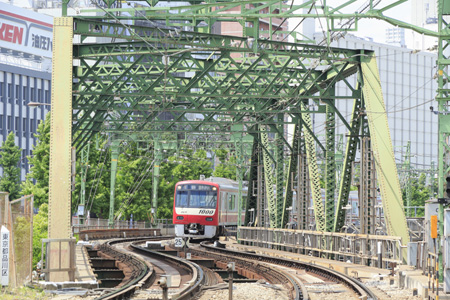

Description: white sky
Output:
[288,0,438,48]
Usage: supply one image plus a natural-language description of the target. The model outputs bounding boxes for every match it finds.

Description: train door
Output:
[220,191,227,224]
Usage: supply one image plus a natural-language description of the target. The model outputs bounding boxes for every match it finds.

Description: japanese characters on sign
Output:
[0,2,53,59]
[0,226,9,286]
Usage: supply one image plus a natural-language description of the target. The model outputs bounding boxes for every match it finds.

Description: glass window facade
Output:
[0,63,51,181]
[313,34,438,171]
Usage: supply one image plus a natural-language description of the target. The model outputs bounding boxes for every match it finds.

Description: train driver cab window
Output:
[190,189,217,208]
[175,190,188,207]
[176,184,217,208]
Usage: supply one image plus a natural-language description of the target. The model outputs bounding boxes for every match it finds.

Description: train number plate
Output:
[174,237,184,248]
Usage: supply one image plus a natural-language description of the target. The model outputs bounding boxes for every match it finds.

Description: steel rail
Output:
[188,244,305,300]
[94,237,156,300]
[199,242,377,300]
[130,241,205,300]
[92,236,205,300]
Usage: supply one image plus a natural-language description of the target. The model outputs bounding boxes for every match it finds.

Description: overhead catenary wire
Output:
[86,140,110,215]
[114,158,156,220]
[80,1,436,169]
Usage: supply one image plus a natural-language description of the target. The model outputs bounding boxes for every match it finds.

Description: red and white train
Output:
[173,177,247,239]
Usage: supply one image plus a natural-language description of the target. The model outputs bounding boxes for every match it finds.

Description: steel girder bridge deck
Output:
[46,0,450,279]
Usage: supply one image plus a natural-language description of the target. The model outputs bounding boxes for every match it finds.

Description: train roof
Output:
[204,176,240,187]
[177,177,248,191]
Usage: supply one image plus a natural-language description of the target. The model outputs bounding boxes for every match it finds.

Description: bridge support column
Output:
[48,17,74,281]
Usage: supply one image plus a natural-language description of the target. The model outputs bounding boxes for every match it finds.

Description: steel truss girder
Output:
[260,126,276,228]
[73,36,363,150]
[76,0,438,38]
[73,49,362,149]
[282,117,300,227]
[67,14,405,242]
[333,87,362,232]
[301,102,325,232]
[297,146,309,230]
[274,114,284,229]
[245,134,259,226]
[361,55,409,250]
[73,19,363,60]
[324,88,336,232]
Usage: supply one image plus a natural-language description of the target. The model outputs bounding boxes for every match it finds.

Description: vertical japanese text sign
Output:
[1,226,9,286]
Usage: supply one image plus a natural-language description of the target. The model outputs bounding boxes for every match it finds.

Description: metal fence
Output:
[239,227,405,266]
[72,217,174,235]
[0,194,34,287]
[41,238,76,282]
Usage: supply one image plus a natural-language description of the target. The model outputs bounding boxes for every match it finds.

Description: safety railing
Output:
[41,238,76,281]
[239,227,404,266]
[72,217,174,233]
[426,252,440,299]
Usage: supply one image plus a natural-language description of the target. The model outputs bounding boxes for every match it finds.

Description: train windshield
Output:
[175,184,217,208]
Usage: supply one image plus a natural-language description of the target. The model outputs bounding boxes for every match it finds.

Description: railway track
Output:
[94,238,155,300]
[90,236,204,300]
[190,241,377,300]
[86,236,376,300]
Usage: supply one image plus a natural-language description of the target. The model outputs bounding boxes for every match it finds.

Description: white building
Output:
[411,0,438,51]
[313,33,438,170]
[0,2,52,180]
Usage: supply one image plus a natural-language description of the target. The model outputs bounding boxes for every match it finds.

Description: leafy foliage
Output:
[113,144,153,221]
[21,114,50,207]
[32,203,48,267]
[72,137,111,219]
[213,149,237,180]
[402,173,432,217]
[0,131,22,200]
[13,214,32,281]
[155,150,213,219]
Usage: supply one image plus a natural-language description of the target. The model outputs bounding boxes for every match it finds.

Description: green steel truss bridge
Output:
[47,0,450,279]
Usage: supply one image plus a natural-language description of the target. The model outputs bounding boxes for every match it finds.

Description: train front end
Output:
[172,180,219,239]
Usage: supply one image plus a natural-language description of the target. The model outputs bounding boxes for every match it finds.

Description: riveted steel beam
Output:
[324,87,336,232]
[275,113,284,229]
[260,126,276,228]
[282,117,300,227]
[360,55,409,256]
[245,134,259,226]
[48,17,74,282]
[301,102,325,232]
[333,87,362,232]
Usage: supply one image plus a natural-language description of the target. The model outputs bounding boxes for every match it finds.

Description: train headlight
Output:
[212,187,217,191]
[177,216,184,220]
[205,217,213,221]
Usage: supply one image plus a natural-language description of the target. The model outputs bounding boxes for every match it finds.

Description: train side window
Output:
[229,194,235,211]
[221,192,227,209]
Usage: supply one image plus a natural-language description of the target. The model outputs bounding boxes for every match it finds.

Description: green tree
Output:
[32,203,48,266]
[156,149,213,219]
[0,131,22,200]
[113,143,153,221]
[72,136,111,219]
[213,149,236,180]
[402,172,430,217]
[21,114,51,207]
